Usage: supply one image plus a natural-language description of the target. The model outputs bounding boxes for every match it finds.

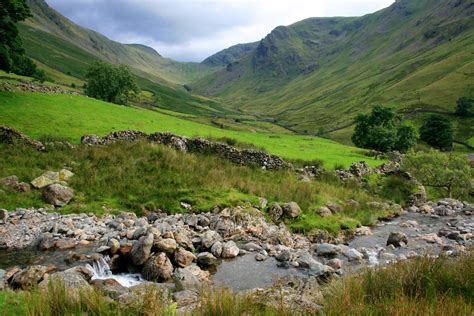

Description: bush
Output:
[419,115,453,151]
[352,106,417,153]
[85,61,139,105]
[456,96,473,117]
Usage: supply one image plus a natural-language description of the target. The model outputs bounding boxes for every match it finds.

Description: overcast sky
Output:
[46,0,395,62]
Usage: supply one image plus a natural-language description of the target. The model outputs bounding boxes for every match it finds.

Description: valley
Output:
[0,0,473,315]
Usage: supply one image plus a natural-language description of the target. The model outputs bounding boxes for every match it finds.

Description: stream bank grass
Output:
[0,141,386,235]
[322,253,474,316]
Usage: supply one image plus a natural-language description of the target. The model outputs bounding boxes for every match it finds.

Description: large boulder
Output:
[130,234,154,266]
[210,241,223,258]
[43,184,74,206]
[174,248,196,268]
[31,171,60,189]
[386,232,408,248]
[173,268,200,291]
[268,202,283,221]
[316,243,340,257]
[154,238,177,255]
[39,267,92,292]
[196,252,217,267]
[282,202,301,218]
[10,265,51,290]
[143,253,173,282]
[221,241,239,258]
[296,253,334,277]
[201,230,222,249]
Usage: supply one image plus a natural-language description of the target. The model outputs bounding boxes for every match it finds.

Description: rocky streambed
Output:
[0,199,472,312]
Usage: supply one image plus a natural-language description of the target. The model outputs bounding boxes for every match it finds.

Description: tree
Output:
[352,106,417,153]
[0,0,31,72]
[456,96,473,117]
[419,115,453,151]
[85,62,139,105]
[402,150,472,199]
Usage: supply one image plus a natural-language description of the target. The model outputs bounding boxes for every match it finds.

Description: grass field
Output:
[0,92,382,168]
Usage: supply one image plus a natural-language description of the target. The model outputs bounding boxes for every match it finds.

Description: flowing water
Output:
[85,256,143,287]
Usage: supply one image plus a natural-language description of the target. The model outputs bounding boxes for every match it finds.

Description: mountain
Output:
[202,42,259,67]
[18,0,236,117]
[193,0,474,140]
[23,0,219,85]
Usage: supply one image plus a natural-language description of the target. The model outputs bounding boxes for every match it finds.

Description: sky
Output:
[46,0,395,62]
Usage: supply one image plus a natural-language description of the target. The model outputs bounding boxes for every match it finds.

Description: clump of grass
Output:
[24,280,174,316]
[196,288,292,316]
[322,253,474,316]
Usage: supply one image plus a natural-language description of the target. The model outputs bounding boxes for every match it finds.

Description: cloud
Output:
[46,0,395,62]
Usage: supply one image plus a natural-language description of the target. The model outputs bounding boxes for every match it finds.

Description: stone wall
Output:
[81,131,288,170]
[0,126,45,151]
[0,80,79,95]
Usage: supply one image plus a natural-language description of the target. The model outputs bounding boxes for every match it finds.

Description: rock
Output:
[1,175,19,187]
[143,253,173,282]
[241,242,262,252]
[316,243,340,256]
[345,199,360,209]
[173,268,200,291]
[434,205,454,216]
[31,171,60,189]
[0,209,8,222]
[108,239,120,255]
[386,232,408,248]
[276,250,291,262]
[316,207,332,217]
[174,248,196,268]
[296,253,333,277]
[282,202,301,218]
[255,253,268,261]
[268,202,283,221]
[196,252,217,267]
[54,239,77,249]
[43,184,74,206]
[258,198,268,209]
[40,267,92,292]
[355,226,372,236]
[11,265,50,290]
[59,169,74,181]
[91,279,127,299]
[343,248,364,262]
[174,290,199,307]
[400,220,418,228]
[419,204,434,214]
[36,233,55,250]
[130,233,154,266]
[201,230,222,249]
[326,202,343,213]
[174,230,194,250]
[416,233,444,245]
[4,267,21,282]
[15,182,31,192]
[327,258,343,270]
[154,238,177,255]
[221,241,239,258]
[210,241,223,258]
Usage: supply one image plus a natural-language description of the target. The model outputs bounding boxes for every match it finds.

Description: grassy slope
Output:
[0,92,381,168]
[193,0,474,141]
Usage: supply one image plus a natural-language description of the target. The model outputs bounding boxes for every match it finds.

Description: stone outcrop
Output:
[0,126,44,150]
[81,131,288,170]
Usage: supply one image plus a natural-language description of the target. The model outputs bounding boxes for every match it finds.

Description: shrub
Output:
[419,115,453,151]
[456,96,473,117]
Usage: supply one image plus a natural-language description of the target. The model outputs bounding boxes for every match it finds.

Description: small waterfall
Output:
[366,249,379,266]
[86,256,143,288]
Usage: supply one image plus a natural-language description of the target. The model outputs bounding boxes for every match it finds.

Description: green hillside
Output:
[193,0,474,141]
[24,0,219,85]
[0,91,382,168]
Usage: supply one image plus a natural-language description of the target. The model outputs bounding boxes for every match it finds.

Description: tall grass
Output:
[322,253,474,316]
[0,142,387,234]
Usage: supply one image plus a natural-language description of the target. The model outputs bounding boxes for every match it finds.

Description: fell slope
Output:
[193,0,474,138]
[24,0,218,85]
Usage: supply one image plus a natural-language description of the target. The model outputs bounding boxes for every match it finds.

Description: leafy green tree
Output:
[419,115,453,151]
[402,150,472,198]
[85,62,139,105]
[0,0,31,72]
[456,96,473,117]
[352,106,417,153]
